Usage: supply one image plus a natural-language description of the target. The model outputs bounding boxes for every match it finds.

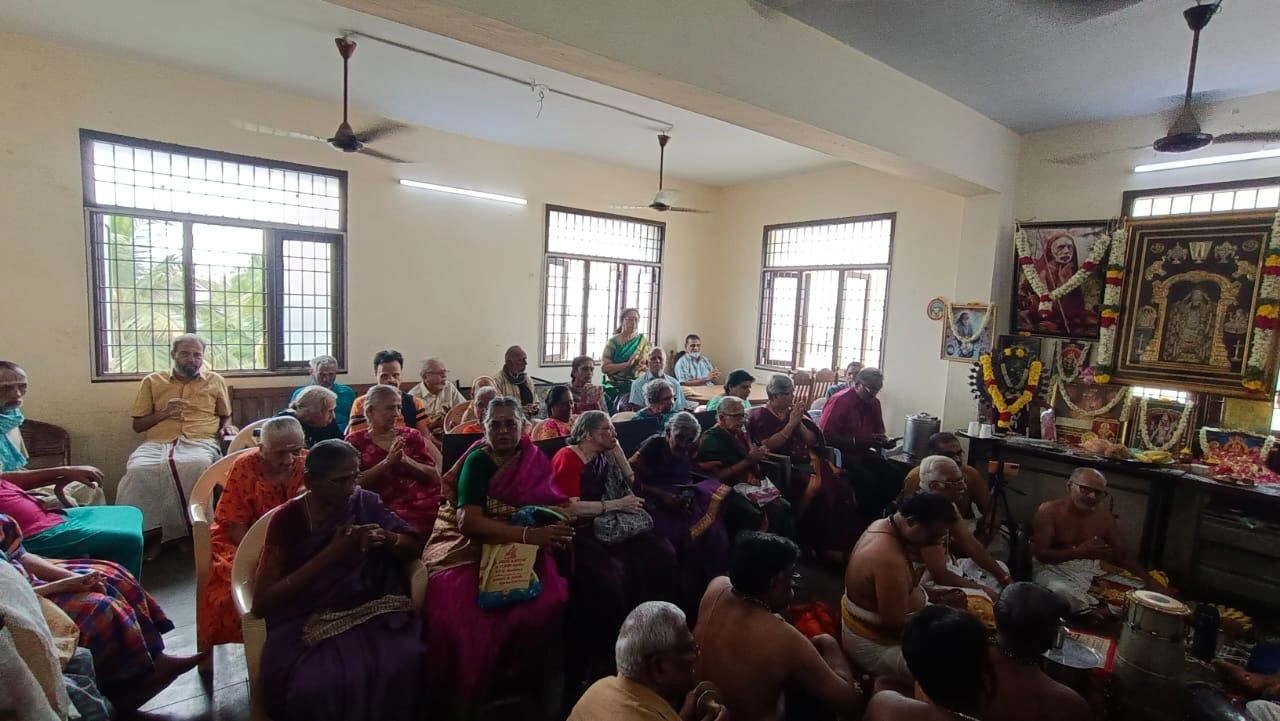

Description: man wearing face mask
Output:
[1031,468,1165,614]
[819,367,904,519]
[629,347,692,411]
[117,334,236,544]
[674,335,720,387]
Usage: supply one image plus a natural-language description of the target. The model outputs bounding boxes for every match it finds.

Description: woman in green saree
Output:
[600,308,650,410]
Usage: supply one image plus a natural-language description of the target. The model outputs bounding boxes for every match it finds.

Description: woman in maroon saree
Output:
[549,410,679,677]
[628,411,731,613]
[422,397,575,718]
[253,440,426,721]
[748,375,859,561]
[345,384,442,537]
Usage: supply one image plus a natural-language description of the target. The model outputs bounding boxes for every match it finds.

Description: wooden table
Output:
[683,384,770,405]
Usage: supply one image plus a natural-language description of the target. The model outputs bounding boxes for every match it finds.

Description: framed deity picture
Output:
[1011,220,1109,339]
[1126,398,1193,451]
[941,303,996,362]
[996,334,1043,360]
[1044,339,1091,383]
[1050,381,1130,446]
[1116,212,1280,397]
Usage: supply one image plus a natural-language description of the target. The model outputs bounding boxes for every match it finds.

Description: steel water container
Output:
[903,413,941,460]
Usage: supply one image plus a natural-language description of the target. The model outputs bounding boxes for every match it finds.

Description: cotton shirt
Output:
[674,354,715,385]
[705,394,752,413]
[129,368,231,443]
[290,382,356,433]
[818,386,885,460]
[346,392,432,437]
[493,370,538,406]
[629,372,691,410]
[408,381,467,421]
[567,675,682,721]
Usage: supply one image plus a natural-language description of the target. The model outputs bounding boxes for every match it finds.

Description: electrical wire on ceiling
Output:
[343,30,674,132]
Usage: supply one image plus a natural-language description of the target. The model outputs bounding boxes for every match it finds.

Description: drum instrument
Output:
[1112,589,1191,720]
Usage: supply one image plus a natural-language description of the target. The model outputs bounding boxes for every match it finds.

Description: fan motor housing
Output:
[1153,132,1213,153]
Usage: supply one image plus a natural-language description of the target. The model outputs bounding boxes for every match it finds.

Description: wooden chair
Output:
[18,419,70,469]
[811,368,838,402]
[227,418,271,454]
[189,448,251,652]
[232,500,428,721]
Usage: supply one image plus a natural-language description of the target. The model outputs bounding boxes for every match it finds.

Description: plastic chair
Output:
[442,404,471,434]
[189,448,251,652]
[227,418,271,454]
[233,501,428,721]
[611,411,637,423]
[809,397,828,413]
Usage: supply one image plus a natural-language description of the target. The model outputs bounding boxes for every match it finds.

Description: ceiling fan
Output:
[612,133,711,214]
[235,36,411,162]
[1047,2,1280,166]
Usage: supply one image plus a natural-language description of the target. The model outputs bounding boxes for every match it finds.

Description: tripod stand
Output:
[972,436,1030,579]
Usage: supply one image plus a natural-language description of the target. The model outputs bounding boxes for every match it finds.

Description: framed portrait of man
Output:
[1011,221,1109,339]
[941,303,996,362]
[1116,212,1279,397]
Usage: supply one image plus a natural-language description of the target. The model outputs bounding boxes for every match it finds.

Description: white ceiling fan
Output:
[612,133,711,214]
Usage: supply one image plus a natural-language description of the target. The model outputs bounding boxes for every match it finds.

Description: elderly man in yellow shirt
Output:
[116,334,236,543]
[569,601,725,721]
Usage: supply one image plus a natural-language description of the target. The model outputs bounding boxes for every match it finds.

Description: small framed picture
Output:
[1127,398,1193,451]
[1050,380,1129,444]
[941,303,997,363]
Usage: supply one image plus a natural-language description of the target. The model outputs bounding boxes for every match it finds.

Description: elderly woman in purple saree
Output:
[422,397,575,717]
[748,375,859,560]
[628,412,731,612]
[253,440,426,721]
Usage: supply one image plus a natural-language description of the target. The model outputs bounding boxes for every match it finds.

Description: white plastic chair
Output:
[611,411,637,423]
[188,448,251,652]
[232,501,428,721]
[227,418,271,454]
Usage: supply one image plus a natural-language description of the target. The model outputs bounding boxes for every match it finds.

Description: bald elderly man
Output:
[1031,468,1165,614]
[493,345,540,417]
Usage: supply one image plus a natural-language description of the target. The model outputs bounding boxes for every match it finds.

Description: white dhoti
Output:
[839,594,913,685]
[921,557,1008,597]
[116,438,220,542]
[1033,559,1103,614]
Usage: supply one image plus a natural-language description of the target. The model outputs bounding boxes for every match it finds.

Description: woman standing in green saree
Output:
[600,308,650,410]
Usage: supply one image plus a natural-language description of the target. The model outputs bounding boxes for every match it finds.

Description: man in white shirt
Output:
[629,347,693,411]
[674,334,719,387]
[408,357,466,434]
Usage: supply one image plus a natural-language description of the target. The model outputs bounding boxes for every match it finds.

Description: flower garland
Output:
[999,346,1031,388]
[1093,227,1129,383]
[1243,209,1280,391]
[981,353,1043,429]
[1055,341,1089,384]
[1199,426,1273,464]
[1053,377,1132,419]
[1136,397,1195,452]
[1015,224,1114,319]
[945,301,992,343]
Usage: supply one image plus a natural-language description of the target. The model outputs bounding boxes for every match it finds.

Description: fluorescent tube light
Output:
[1134,148,1280,174]
[398,178,527,205]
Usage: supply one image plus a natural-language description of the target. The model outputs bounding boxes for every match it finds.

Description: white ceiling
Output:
[770,0,1280,133]
[0,0,841,186]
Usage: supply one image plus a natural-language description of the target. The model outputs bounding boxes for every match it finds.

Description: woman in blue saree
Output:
[253,439,426,721]
[600,307,650,410]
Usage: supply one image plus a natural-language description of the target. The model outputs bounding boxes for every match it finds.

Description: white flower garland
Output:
[1136,397,1194,452]
[1093,227,1128,384]
[1199,426,1272,462]
[1014,224,1114,319]
[945,301,991,343]
[1242,209,1280,391]
[1053,377,1131,418]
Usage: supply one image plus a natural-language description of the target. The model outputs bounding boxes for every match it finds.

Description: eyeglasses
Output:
[1070,482,1108,498]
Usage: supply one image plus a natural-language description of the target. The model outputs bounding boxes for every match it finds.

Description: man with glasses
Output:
[1031,468,1165,614]
[408,357,465,435]
[819,367,904,519]
[570,601,725,721]
[901,432,994,542]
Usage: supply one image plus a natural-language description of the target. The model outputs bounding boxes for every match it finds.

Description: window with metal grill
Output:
[542,206,663,365]
[82,130,346,378]
[757,214,894,371]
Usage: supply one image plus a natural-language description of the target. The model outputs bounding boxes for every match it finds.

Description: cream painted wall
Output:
[1017,90,1280,219]
[0,31,720,488]
[714,165,971,432]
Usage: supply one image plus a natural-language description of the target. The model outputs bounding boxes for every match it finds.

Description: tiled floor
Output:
[129,548,248,721]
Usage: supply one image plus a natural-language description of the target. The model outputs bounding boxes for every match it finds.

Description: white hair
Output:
[419,356,443,374]
[365,384,401,406]
[766,374,794,398]
[918,454,961,489]
[716,395,745,417]
[615,601,687,678]
[643,377,673,405]
[260,415,304,447]
[291,385,337,413]
[309,355,338,370]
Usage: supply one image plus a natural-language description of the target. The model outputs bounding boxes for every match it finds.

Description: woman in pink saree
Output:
[422,396,575,718]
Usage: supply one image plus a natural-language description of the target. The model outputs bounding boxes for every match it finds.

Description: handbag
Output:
[477,505,567,611]
[592,457,653,544]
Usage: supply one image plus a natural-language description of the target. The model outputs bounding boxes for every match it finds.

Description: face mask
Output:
[688,352,701,359]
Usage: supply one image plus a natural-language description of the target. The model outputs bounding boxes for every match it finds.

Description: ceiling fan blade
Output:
[231,120,327,144]
[357,147,409,163]
[354,120,410,144]
[667,207,712,214]
[609,205,655,211]
[1043,144,1151,166]
[1212,131,1280,145]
